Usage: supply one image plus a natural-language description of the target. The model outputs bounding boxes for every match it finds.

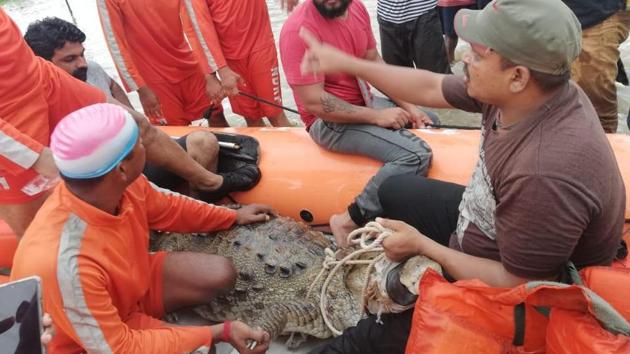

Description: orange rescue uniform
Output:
[0,8,105,203]
[11,175,238,353]
[182,0,284,120]
[97,0,219,125]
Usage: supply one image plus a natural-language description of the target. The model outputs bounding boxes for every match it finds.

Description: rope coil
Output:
[306,221,393,336]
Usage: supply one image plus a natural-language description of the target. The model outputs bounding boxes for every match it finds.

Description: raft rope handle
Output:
[306,222,392,336]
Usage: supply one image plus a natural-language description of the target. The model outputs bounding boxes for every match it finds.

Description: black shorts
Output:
[143,135,188,191]
[438,4,477,38]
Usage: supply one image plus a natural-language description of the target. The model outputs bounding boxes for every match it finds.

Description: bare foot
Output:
[329,212,358,248]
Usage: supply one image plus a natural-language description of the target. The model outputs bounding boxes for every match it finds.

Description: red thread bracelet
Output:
[222,321,232,342]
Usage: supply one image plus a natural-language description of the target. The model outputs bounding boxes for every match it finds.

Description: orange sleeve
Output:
[142,176,237,232]
[0,118,45,174]
[53,260,213,353]
[96,0,146,92]
[180,0,227,74]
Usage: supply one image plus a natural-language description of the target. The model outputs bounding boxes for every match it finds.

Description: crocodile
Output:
[150,216,440,347]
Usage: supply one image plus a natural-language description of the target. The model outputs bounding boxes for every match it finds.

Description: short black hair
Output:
[24,17,86,61]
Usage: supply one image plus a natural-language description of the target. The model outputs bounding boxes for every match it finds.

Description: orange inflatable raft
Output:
[1,128,629,282]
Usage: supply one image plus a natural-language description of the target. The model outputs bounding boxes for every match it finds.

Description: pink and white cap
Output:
[51,103,139,179]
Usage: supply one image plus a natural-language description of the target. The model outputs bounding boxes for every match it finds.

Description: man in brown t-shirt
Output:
[300,0,626,353]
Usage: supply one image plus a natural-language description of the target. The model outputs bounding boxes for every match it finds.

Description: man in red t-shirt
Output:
[182,0,292,127]
[280,0,434,245]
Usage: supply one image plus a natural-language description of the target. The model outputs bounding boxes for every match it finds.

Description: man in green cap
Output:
[301,0,626,353]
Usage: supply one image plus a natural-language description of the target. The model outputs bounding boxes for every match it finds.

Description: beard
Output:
[72,67,88,82]
[313,0,352,19]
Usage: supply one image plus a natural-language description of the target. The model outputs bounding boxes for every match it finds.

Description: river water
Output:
[3,0,629,132]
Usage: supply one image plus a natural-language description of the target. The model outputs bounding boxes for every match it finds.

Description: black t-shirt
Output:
[562,0,626,29]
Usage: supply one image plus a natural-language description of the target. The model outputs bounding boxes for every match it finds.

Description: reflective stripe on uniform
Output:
[0,130,39,169]
[57,214,114,354]
[96,0,140,91]
[183,0,218,72]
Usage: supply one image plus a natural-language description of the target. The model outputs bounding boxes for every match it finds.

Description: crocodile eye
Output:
[256,253,265,260]
[233,240,242,247]
[265,263,277,274]
[295,261,307,269]
[279,266,292,278]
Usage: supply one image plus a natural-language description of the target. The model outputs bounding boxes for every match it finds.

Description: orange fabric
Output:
[581,266,630,322]
[546,309,630,353]
[182,0,274,71]
[10,175,236,353]
[138,251,168,319]
[147,71,218,126]
[226,45,283,120]
[405,269,630,354]
[0,8,105,203]
[0,223,17,268]
[97,0,205,90]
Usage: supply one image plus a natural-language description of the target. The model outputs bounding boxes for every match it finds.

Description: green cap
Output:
[454,0,582,74]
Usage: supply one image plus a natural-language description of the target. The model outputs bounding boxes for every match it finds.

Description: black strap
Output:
[512,302,526,346]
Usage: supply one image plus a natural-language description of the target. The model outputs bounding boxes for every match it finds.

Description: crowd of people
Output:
[0,0,628,353]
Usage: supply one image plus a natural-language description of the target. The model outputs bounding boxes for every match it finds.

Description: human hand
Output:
[228,321,270,354]
[375,107,411,130]
[376,217,426,262]
[137,86,163,120]
[32,148,59,179]
[278,0,299,12]
[299,28,354,76]
[235,204,277,225]
[205,74,225,104]
[407,108,433,128]
[218,66,241,97]
[41,313,54,346]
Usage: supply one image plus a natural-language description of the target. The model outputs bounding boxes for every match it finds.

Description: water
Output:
[2,0,629,132]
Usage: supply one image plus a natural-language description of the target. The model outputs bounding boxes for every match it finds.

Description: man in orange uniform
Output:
[97,0,227,126]
[0,8,226,239]
[182,0,292,127]
[11,103,272,353]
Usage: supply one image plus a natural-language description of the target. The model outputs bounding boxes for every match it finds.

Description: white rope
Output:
[306,222,392,336]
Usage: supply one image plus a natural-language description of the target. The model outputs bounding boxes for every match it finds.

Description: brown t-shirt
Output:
[442,75,626,278]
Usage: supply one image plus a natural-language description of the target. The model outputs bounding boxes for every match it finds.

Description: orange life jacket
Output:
[405,269,630,354]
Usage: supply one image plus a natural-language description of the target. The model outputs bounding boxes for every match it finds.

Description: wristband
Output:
[222,321,232,342]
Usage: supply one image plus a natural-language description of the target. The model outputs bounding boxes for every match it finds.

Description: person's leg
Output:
[185,131,219,173]
[379,175,464,246]
[308,309,414,354]
[378,16,413,67]
[146,80,189,126]
[309,119,432,245]
[224,57,267,126]
[160,252,236,313]
[0,192,50,240]
[411,8,451,73]
[247,45,293,127]
[571,10,630,133]
[143,133,219,193]
[182,71,227,126]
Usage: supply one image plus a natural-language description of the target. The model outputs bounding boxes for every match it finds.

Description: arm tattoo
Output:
[321,92,356,114]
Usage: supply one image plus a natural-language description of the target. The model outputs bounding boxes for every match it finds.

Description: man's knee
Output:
[205,255,237,292]
[186,131,219,167]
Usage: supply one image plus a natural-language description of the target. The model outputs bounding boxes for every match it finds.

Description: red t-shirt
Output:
[279,0,376,129]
